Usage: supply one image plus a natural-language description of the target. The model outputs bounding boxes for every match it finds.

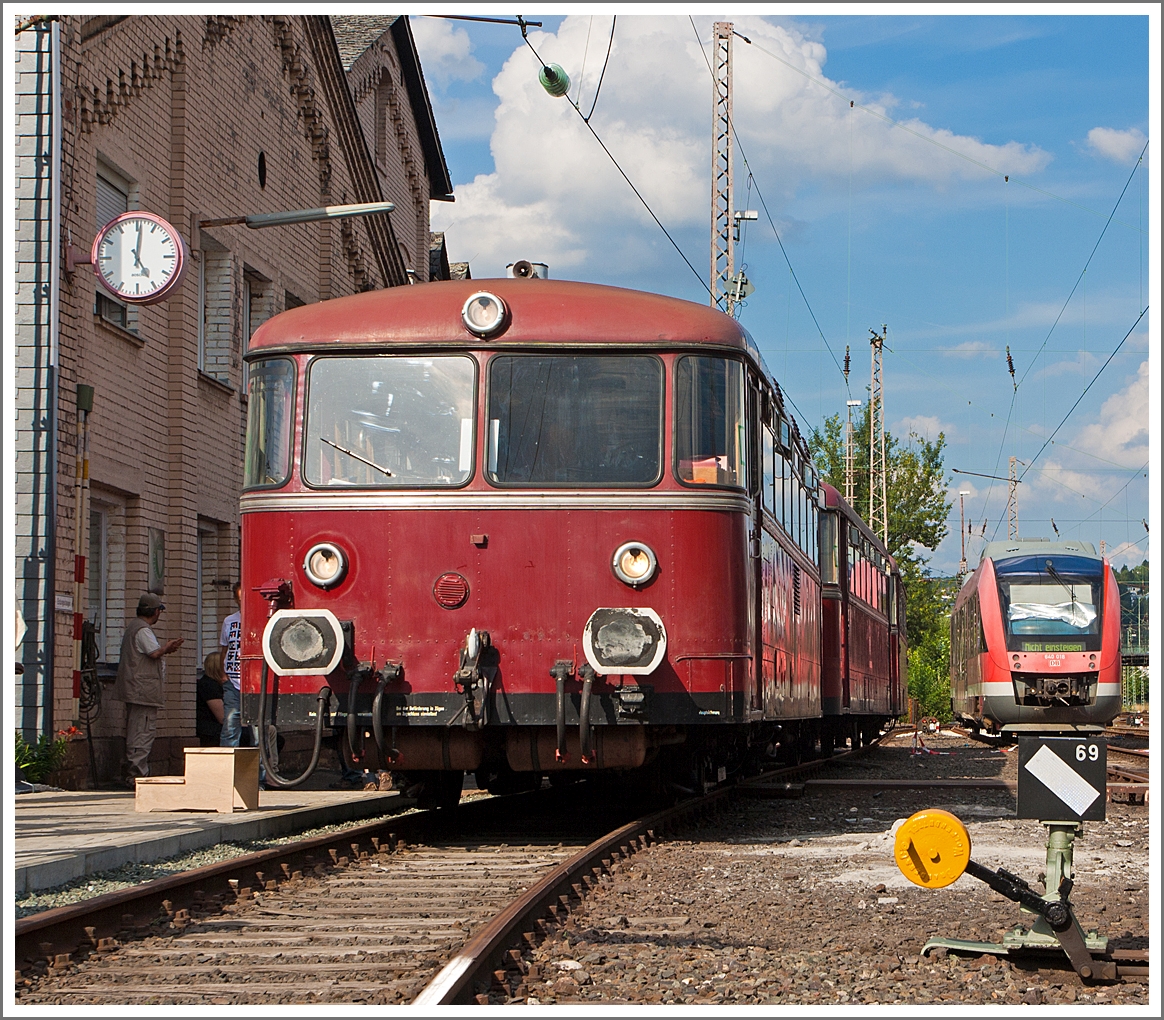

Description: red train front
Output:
[238,277,901,801]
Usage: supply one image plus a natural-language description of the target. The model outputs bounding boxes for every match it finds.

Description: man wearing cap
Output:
[116,593,184,787]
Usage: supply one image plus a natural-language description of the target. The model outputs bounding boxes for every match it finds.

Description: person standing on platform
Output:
[219,582,245,746]
[220,582,269,783]
[196,651,227,746]
[117,593,184,787]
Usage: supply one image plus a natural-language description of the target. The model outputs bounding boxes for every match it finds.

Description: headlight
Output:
[304,542,346,588]
[262,609,344,676]
[582,607,667,676]
[612,541,657,587]
[461,291,508,338]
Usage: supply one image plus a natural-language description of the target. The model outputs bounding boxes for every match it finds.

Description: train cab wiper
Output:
[320,437,394,478]
[1045,559,1076,605]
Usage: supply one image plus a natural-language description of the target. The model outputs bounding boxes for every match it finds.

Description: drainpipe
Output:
[42,18,63,736]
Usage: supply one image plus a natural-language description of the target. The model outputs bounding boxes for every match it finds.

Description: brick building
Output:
[15,14,454,781]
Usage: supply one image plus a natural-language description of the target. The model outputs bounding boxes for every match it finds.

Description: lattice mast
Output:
[710,22,734,314]
[868,326,888,545]
[1008,456,1019,539]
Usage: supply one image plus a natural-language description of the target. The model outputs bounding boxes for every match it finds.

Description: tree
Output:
[809,403,955,717]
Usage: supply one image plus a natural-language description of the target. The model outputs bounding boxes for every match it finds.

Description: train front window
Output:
[676,356,747,487]
[304,355,475,487]
[486,355,662,486]
[995,554,1104,651]
[243,358,295,488]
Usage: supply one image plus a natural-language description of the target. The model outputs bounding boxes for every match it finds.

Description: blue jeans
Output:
[221,683,265,782]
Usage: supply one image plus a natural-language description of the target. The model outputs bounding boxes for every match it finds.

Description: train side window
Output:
[779,450,791,531]
[675,356,747,488]
[243,357,296,488]
[821,512,838,583]
[762,426,775,516]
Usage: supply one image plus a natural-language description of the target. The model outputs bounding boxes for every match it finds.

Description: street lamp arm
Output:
[199,201,395,230]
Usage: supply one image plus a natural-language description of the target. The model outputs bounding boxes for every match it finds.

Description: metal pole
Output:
[711,22,733,313]
[1008,456,1019,539]
[959,490,970,578]
[845,400,861,506]
[869,326,887,546]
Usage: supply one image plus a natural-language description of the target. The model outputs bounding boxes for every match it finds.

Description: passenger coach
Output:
[239,277,899,801]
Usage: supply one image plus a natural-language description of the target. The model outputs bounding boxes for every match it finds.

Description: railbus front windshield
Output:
[994,554,1105,652]
[304,355,476,487]
[486,355,663,486]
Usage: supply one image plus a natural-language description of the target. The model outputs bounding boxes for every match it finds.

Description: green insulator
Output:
[538,63,570,98]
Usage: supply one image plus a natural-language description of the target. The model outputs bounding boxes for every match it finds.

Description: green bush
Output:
[908,633,952,722]
[14,730,68,784]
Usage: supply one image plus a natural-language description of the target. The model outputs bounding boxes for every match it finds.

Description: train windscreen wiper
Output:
[320,437,394,478]
[1045,559,1077,606]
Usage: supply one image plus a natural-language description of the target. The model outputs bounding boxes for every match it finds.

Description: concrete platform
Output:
[15,780,405,896]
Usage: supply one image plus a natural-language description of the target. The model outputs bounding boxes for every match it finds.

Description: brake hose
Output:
[257,662,331,789]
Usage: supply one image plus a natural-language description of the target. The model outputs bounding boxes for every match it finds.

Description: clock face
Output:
[92,211,188,304]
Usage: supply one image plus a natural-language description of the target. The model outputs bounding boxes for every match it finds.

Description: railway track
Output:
[14,733,892,1006]
[15,728,1146,1005]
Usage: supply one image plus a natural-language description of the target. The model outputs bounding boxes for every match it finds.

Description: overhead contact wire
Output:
[1018,306,1148,483]
[522,22,710,297]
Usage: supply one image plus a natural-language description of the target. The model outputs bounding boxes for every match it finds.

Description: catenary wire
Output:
[1017,306,1146,484]
[520,24,711,296]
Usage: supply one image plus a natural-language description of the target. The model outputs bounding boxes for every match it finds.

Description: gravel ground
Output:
[512,733,1149,1006]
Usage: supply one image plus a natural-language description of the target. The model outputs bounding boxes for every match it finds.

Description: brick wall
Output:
[24,15,437,777]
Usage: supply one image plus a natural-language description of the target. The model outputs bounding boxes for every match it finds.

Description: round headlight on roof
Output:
[612,541,658,587]
[461,291,508,338]
[304,542,347,588]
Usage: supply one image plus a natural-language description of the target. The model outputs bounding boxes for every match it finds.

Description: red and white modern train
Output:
[238,276,905,802]
[950,538,1122,733]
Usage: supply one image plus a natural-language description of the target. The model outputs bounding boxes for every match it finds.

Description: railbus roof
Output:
[248,278,749,353]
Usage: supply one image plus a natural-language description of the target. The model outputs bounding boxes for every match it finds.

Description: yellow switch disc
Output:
[893,808,972,889]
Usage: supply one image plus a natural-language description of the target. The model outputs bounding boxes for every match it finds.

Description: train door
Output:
[749,374,768,721]
[759,399,779,719]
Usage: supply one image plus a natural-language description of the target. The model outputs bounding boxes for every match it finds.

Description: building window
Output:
[198,241,233,384]
[94,164,137,333]
[88,496,126,664]
[243,267,273,354]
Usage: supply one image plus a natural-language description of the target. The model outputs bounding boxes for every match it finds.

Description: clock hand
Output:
[132,223,144,268]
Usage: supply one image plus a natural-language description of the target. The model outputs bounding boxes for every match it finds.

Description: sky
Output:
[412,10,1157,576]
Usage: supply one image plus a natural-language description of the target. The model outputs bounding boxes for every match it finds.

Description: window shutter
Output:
[96,174,128,229]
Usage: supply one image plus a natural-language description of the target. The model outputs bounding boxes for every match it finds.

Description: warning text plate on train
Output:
[1016,736,1106,821]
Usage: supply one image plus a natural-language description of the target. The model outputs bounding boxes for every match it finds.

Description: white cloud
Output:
[433,16,1051,278]
[892,414,950,442]
[1086,126,1146,165]
[411,16,485,85]
[1070,358,1149,466]
[1031,360,1148,502]
[940,340,996,358]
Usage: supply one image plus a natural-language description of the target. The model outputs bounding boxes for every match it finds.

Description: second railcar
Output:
[819,483,907,752]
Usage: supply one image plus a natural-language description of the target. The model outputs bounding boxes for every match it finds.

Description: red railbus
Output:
[239,278,903,802]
